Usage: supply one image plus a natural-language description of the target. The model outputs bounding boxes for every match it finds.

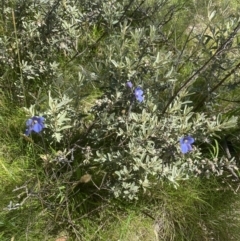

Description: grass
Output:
[1,139,239,241]
[73,178,240,241]
[97,211,156,241]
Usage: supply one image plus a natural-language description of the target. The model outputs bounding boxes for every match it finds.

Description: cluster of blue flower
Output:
[24,84,195,155]
[179,136,194,154]
[126,81,144,103]
[25,116,45,136]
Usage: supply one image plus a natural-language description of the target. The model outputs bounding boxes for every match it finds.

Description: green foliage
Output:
[89,90,238,199]
[1,0,240,240]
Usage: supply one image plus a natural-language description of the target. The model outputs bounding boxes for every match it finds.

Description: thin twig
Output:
[193,61,240,111]
[12,9,27,106]
[161,22,240,115]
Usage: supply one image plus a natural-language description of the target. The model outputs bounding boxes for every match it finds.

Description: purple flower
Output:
[25,116,45,136]
[134,87,144,103]
[126,81,133,88]
[180,136,194,154]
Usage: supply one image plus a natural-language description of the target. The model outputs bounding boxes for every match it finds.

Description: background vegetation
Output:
[1,0,240,240]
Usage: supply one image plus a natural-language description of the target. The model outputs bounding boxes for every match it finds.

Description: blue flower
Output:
[126,81,133,88]
[25,116,45,136]
[134,87,144,103]
[180,136,194,154]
